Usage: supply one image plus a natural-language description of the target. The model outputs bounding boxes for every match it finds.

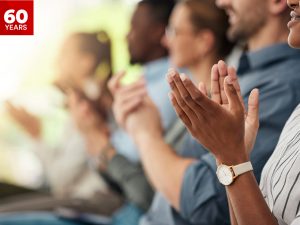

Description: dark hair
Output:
[181,0,235,58]
[71,30,112,80]
[138,0,176,25]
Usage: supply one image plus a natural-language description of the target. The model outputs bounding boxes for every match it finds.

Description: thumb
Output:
[224,76,243,112]
[108,71,126,95]
[246,88,259,127]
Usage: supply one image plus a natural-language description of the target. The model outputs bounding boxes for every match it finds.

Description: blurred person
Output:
[111,0,300,224]
[165,0,300,224]
[109,0,178,163]
[3,31,122,211]
[0,29,155,225]
[163,0,233,85]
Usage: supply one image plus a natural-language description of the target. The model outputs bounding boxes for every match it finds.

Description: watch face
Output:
[217,165,234,186]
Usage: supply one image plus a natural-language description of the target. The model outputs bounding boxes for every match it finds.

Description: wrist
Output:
[92,142,116,171]
[215,148,249,165]
[133,129,163,148]
[88,127,109,142]
[104,146,116,162]
[86,129,110,156]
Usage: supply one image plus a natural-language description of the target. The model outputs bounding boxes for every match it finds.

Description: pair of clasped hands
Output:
[109,60,260,165]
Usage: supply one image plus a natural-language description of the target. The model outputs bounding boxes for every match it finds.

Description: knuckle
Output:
[211,90,220,95]
[183,94,192,102]
[177,98,186,107]
[194,95,203,103]
[178,111,185,119]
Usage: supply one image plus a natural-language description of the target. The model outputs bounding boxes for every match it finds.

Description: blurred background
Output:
[0,0,140,188]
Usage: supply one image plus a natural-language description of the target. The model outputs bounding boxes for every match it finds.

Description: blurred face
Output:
[57,36,95,91]
[166,4,200,68]
[216,0,267,42]
[287,0,300,48]
[127,4,161,64]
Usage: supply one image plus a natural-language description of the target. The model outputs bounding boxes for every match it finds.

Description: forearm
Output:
[227,191,238,225]
[134,132,195,210]
[226,171,278,225]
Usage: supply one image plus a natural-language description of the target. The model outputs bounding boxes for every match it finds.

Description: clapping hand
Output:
[167,61,259,164]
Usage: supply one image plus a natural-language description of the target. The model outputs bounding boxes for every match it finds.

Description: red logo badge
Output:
[0,0,34,35]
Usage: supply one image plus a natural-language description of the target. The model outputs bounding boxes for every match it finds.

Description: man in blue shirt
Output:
[109,0,300,225]
[111,0,177,162]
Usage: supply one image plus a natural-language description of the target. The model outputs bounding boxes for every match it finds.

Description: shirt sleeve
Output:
[180,152,230,225]
[107,154,154,211]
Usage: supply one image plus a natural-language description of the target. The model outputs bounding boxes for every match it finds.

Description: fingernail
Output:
[168,68,176,77]
[168,68,175,73]
[180,73,187,81]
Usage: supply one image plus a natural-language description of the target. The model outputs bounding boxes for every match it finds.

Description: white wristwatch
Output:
[216,161,253,186]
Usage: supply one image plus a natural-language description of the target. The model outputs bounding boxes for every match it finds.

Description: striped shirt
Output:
[260,104,300,225]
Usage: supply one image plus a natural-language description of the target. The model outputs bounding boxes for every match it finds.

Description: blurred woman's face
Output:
[56,36,96,91]
[166,4,201,68]
[287,0,300,48]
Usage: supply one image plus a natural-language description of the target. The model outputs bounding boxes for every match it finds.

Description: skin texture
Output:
[216,0,289,51]
[167,63,259,164]
[215,0,267,42]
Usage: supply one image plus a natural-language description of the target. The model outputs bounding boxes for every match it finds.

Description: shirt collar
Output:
[237,43,300,74]
[143,57,170,80]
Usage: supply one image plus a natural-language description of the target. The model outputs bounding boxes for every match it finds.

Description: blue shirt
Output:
[141,43,300,225]
[111,57,177,162]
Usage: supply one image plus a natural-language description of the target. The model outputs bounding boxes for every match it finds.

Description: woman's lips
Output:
[288,11,300,28]
[291,11,300,20]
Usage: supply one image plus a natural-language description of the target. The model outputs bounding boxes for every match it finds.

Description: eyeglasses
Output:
[165,26,197,39]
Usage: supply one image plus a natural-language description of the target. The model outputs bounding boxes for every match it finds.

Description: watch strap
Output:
[232,161,253,176]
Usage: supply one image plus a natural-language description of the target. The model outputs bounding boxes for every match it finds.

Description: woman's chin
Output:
[288,31,300,49]
[288,39,300,49]
[171,59,187,69]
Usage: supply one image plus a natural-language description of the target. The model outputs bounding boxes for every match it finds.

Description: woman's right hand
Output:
[209,61,260,156]
[6,102,41,139]
[167,61,260,164]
